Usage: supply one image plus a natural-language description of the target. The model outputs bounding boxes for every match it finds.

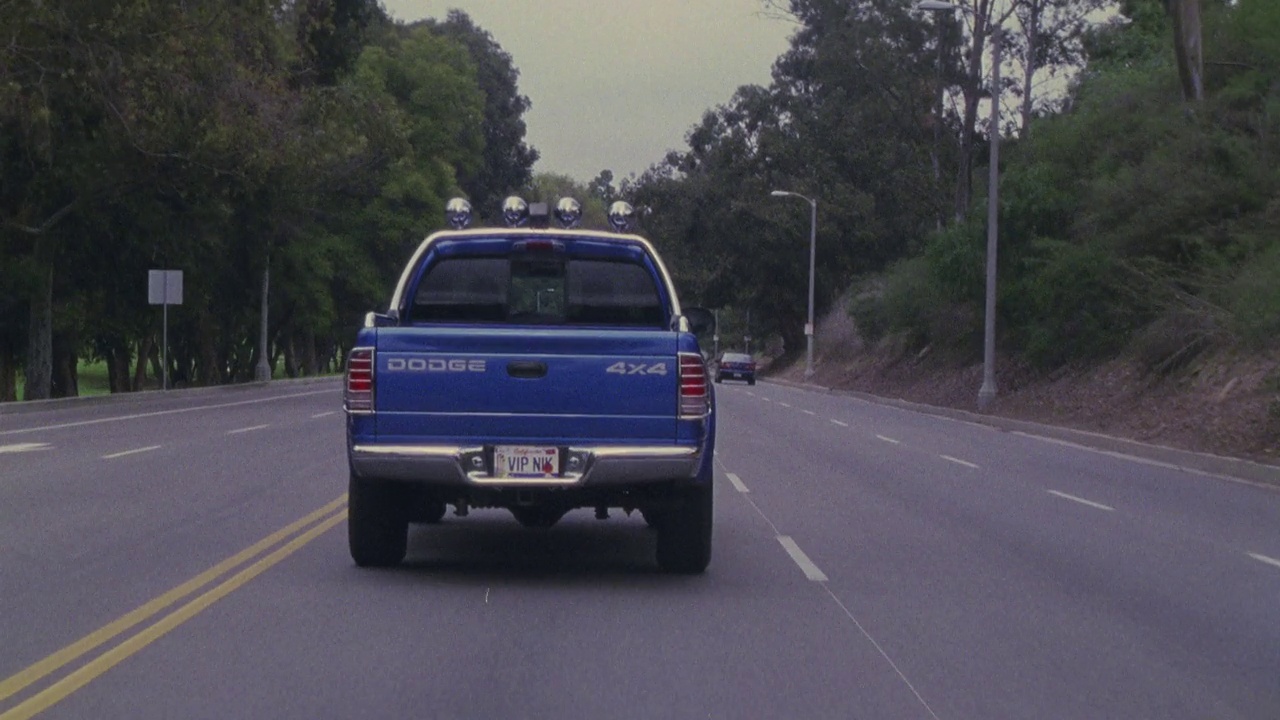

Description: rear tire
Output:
[640,508,664,528]
[656,483,713,574]
[510,506,567,528]
[747,377,755,386]
[348,474,408,567]
[419,501,447,524]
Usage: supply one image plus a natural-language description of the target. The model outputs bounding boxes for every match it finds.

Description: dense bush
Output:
[848,0,1280,369]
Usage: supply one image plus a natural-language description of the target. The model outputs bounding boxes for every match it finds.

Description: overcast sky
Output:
[380,1,795,184]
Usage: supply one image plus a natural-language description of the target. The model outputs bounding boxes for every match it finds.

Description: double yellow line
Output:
[0,495,349,720]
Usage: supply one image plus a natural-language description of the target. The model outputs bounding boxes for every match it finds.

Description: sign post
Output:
[713,310,719,358]
[148,270,183,390]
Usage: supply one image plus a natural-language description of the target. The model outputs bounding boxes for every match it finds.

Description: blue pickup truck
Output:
[343,197,717,573]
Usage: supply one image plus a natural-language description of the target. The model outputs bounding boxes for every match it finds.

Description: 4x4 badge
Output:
[605,362,668,375]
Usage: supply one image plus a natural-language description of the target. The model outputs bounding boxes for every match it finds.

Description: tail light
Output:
[678,352,710,418]
[345,347,375,413]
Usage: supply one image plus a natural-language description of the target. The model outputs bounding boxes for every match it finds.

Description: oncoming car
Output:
[714,352,756,385]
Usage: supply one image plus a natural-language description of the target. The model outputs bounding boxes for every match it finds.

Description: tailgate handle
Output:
[507,361,548,379]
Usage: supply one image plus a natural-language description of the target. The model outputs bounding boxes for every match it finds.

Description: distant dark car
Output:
[714,352,755,385]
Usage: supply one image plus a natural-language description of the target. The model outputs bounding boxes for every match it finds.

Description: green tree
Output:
[424,11,539,220]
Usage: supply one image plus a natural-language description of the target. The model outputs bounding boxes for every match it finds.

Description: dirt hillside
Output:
[768,304,1280,467]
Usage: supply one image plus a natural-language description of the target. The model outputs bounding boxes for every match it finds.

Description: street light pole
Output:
[769,190,817,379]
[932,17,945,231]
[255,255,271,383]
[978,27,1001,410]
[917,1,1001,409]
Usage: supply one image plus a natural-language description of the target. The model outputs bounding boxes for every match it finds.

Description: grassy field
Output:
[11,360,338,401]
[14,360,114,400]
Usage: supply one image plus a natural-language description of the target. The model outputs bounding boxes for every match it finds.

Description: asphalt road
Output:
[1,379,1278,719]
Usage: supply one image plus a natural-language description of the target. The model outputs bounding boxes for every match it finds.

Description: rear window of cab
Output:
[408,255,667,327]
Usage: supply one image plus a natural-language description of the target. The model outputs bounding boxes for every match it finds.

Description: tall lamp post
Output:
[255,255,271,382]
[917,1,1002,409]
[769,190,817,380]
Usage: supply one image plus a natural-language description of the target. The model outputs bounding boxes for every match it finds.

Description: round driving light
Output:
[445,197,472,229]
[554,197,583,228]
[471,456,484,469]
[607,201,635,232]
[502,196,530,227]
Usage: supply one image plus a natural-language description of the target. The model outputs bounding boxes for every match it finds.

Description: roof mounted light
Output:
[445,197,472,229]
[607,201,635,232]
[502,196,530,227]
[555,197,583,228]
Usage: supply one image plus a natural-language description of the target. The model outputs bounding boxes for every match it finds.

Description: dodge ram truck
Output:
[343,197,717,573]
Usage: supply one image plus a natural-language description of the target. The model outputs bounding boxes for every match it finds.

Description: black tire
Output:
[348,474,408,567]
[747,377,755,386]
[714,375,722,384]
[640,508,664,528]
[655,483,713,574]
[510,506,567,528]
[419,501,447,524]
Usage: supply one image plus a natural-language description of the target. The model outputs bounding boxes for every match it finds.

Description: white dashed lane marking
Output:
[726,473,750,493]
[0,443,52,454]
[830,419,848,427]
[777,536,829,582]
[1248,552,1280,570]
[779,402,793,408]
[310,411,337,419]
[226,425,270,435]
[802,410,816,416]
[102,445,162,460]
[1047,490,1114,512]
[941,455,979,469]
[876,435,900,444]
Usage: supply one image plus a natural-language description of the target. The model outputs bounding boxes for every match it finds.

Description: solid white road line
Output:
[1248,552,1280,570]
[726,473,750,493]
[830,419,849,427]
[1047,490,1115,512]
[310,411,336,419]
[0,443,52,454]
[777,536,829,582]
[1009,431,1279,488]
[226,425,270,435]
[0,389,337,437]
[941,455,979,469]
[875,435,900,444]
[102,445,162,460]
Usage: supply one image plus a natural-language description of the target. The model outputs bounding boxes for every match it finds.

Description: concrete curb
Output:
[764,377,1280,490]
[0,376,341,417]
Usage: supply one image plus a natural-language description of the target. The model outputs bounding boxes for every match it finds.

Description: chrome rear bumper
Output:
[349,444,700,487]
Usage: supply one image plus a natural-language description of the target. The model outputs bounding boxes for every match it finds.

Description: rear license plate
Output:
[494,446,560,478]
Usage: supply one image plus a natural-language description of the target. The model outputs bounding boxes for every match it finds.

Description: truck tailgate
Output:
[374,327,679,443]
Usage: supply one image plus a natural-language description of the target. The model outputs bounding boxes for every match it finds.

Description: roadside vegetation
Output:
[624,0,1277,384]
[4,0,1275,411]
[1,1,537,401]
